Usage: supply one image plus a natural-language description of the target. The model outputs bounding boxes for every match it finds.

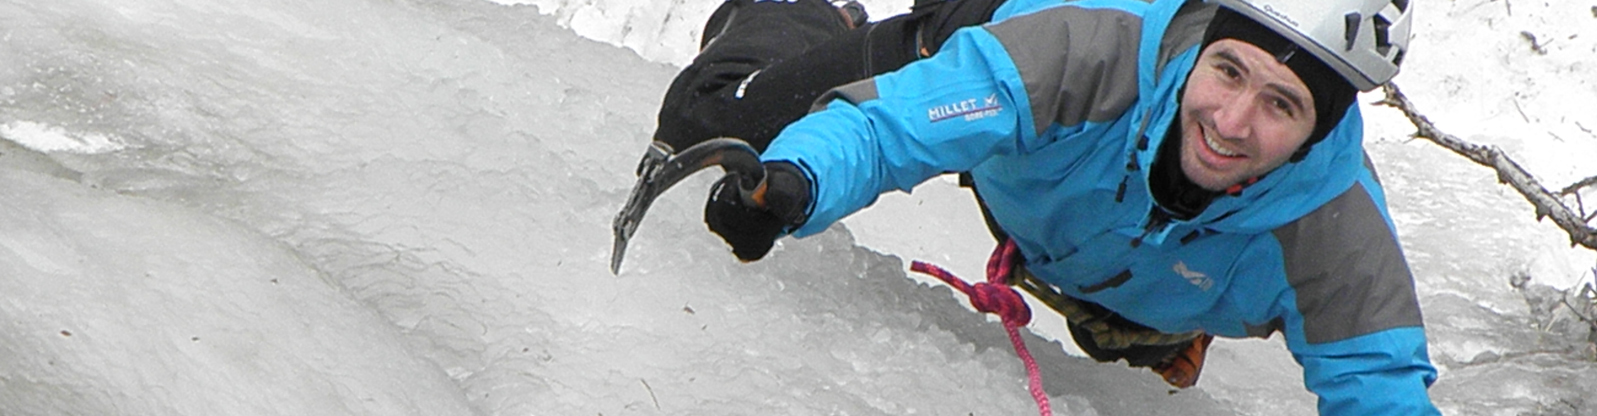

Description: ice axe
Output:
[610,138,766,274]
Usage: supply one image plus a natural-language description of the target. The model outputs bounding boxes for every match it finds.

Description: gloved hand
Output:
[705,161,812,261]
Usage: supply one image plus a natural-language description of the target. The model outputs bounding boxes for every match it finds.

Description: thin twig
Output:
[1560,176,1597,196]
[1575,192,1590,222]
[1562,289,1594,323]
[1376,83,1597,251]
[640,379,660,410]
[1519,31,1553,54]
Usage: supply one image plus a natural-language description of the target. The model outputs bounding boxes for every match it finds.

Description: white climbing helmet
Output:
[1210,0,1413,91]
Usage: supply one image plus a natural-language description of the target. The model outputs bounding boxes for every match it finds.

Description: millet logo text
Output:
[928,94,1002,122]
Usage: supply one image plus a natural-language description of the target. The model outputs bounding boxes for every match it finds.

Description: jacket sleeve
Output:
[1272,177,1441,415]
[1288,327,1440,415]
[761,0,1158,237]
[759,25,1038,237]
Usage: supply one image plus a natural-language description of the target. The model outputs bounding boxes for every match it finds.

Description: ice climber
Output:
[651,0,1440,414]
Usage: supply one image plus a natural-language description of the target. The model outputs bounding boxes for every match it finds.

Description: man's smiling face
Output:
[1178,39,1318,191]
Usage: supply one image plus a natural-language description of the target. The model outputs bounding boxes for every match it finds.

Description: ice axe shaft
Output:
[610,138,765,274]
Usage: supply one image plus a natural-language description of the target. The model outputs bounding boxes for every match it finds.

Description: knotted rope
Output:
[909,239,1050,416]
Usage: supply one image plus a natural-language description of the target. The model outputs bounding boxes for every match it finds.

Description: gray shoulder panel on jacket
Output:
[810,78,881,113]
[983,2,1216,137]
[1158,2,1215,74]
[1271,181,1424,344]
[985,6,1144,136]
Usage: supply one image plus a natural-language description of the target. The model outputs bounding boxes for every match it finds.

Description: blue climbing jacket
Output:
[758,0,1442,414]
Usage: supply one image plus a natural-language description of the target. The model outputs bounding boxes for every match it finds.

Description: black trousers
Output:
[652,0,1007,152]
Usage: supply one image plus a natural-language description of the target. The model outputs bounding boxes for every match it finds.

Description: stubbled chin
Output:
[1181,132,1241,191]
[1181,151,1238,192]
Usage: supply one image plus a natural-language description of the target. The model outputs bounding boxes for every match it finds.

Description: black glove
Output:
[705,161,812,261]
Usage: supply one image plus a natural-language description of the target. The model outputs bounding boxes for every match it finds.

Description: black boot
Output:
[702,0,867,51]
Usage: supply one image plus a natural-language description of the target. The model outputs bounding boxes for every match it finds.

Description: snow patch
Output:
[0,121,126,154]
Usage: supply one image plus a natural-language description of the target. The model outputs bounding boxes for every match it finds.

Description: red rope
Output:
[909,239,1051,416]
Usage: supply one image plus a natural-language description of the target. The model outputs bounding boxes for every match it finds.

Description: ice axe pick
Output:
[610,138,766,274]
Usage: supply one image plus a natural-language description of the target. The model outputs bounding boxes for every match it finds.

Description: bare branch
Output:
[1561,176,1597,196]
[1377,83,1597,251]
[1560,176,1597,222]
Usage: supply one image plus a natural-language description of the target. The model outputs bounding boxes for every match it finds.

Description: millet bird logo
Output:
[928,94,1003,122]
[1173,261,1215,291]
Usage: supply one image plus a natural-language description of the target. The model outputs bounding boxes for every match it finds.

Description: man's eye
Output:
[1271,98,1295,117]
[1217,64,1241,79]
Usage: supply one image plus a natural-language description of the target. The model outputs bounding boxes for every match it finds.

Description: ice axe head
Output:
[609,138,765,274]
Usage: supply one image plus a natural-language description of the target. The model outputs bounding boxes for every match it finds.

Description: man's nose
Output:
[1210,98,1254,140]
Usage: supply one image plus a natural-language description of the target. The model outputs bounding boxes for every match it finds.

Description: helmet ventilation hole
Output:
[1373,15,1393,55]
[1343,12,1361,51]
